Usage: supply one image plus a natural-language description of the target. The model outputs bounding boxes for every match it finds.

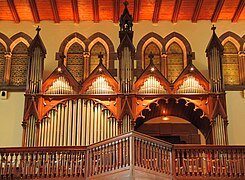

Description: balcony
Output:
[1,131,245,180]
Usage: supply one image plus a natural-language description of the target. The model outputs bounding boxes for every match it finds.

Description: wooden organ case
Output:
[22,4,229,147]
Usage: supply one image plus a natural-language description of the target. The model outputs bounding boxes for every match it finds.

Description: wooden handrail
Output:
[1,131,245,179]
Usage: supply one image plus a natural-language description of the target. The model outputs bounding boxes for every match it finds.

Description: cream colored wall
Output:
[0,20,244,146]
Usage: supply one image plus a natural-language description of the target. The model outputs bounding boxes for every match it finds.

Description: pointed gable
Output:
[28,26,46,56]
[135,54,170,94]
[42,65,79,94]
[80,61,119,94]
[206,25,224,56]
[174,63,209,94]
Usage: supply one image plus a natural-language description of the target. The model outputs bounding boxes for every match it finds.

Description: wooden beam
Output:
[232,0,245,22]
[92,0,99,23]
[71,0,79,23]
[152,0,162,23]
[133,0,140,22]
[29,0,40,23]
[211,0,225,22]
[192,0,203,23]
[171,0,182,23]
[7,0,20,23]
[50,0,60,23]
[113,0,120,23]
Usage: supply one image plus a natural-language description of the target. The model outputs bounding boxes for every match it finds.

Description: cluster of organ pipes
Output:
[121,47,133,93]
[29,47,42,93]
[36,99,118,147]
[121,115,132,134]
[86,76,115,94]
[176,76,206,94]
[24,116,36,147]
[212,115,226,145]
[138,76,166,94]
[209,47,223,92]
[45,76,75,94]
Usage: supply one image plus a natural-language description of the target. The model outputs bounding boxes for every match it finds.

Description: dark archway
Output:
[135,98,212,144]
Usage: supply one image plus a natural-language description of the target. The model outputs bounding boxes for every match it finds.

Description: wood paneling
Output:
[0,0,244,23]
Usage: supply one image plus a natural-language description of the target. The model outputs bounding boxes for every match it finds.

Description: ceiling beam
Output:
[171,0,182,23]
[232,0,245,22]
[50,0,60,23]
[113,0,120,23]
[211,0,225,22]
[192,0,203,23]
[71,0,79,23]
[133,0,140,22]
[7,0,20,23]
[92,0,99,23]
[152,0,162,23]
[29,0,40,23]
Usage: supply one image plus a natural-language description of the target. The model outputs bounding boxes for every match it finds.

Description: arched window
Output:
[10,42,29,86]
[66,42,84,82]
[144,42,161,70]
[223,41,239,85]
[167,42,184,82]
[90,42,107,73]
[0,43,5,84]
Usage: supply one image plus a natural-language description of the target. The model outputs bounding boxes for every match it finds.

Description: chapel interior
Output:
[0,0,245,179]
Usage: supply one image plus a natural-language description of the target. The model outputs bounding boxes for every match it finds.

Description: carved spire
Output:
[98,52,103,64]
[28,26,46,55]
[206,25,224,56]
[148,52,154,64]
[119,1,133,32]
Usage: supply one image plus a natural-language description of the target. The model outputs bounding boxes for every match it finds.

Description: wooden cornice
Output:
[113,0,120,23]
[211,0,225,22]
[29,0,40,23]
[232,0,245,22]
[192,0,203,23]
[7,0,20,23]
[152,0,162,23]
[50,0,60,23]
[71,0,79,23]
[171,0,182,23]
[93,0,99,23]
[133,0,140,23]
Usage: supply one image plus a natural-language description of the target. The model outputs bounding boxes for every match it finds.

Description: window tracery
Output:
[0,43,5,84]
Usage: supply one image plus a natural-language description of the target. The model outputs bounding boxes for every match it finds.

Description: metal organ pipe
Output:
[37,99,118,147]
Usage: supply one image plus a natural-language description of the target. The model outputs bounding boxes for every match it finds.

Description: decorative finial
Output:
[211,24,216,32]
[123,0,129,7]
[148,52,154,64]
[98,52,103,64]
[36,25,41,33]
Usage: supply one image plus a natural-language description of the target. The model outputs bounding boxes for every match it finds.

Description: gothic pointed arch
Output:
[9,33,32,88]
[219,32,245,86]
[136,32,164,70]
[88,32,115,69]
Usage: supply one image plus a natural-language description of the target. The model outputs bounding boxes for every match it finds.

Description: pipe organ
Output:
[22,4,229,147]
[45,76,75,94]
[25,99,118,147]
[176,76,206,94]
[138,76,166,94]
[86,76,115,95]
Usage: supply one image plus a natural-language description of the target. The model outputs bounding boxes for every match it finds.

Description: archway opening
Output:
[135,98,212,144]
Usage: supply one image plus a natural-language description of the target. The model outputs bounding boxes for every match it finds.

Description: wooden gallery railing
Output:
[1,132,245,179]
[174,145,245,178]
[86,131,173,177]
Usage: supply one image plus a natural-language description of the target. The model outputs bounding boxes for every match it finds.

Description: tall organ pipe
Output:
[37,99,118,147]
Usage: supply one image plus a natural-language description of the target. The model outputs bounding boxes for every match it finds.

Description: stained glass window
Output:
[90,42,107,73]
[167,42,183,83]
[10,42,28,86]
[144,42,161,70]
[67,42,84,82]
[223,41,239,85]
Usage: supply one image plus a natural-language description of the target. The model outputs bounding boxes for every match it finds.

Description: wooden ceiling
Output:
[0,0,244,23]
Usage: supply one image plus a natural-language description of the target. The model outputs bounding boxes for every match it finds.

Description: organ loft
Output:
[23,2,229,147]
